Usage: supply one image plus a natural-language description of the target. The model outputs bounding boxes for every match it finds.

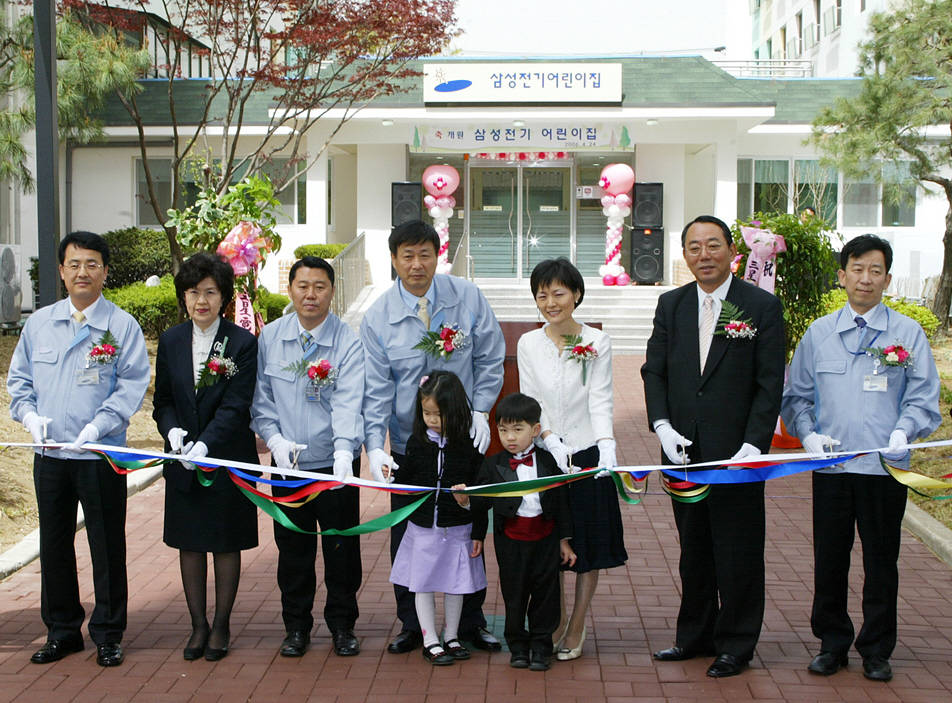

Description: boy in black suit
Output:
[454,393,576,672]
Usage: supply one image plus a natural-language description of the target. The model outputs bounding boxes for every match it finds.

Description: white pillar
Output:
[357,144,407,286]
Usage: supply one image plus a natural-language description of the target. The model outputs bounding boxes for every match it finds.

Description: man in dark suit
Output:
[641,215,785,678]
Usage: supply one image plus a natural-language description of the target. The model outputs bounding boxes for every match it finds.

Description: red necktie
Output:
[509,453,534,471]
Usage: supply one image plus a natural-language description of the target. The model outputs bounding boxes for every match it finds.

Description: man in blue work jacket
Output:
[361,220,505,654]
[252,256,364,659]
[8,231,150,667]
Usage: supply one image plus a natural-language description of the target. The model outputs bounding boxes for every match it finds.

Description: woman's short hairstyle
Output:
[174,251,235,314]
[413,370,473,445]
[529,258,585,308]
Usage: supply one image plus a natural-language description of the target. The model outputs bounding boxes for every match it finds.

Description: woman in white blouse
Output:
[153,252,259,661]
[517,258,627,661]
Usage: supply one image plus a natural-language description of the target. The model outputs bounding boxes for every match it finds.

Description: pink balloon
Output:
[602,274,616,286]
[614,193,631,208]
[447,196,457,209]
[436,196,451,208]
[598,163,635,196]
[422,164,460,196]
[423,195,436,208]
[600,195,615,208]
[616,272,631,286]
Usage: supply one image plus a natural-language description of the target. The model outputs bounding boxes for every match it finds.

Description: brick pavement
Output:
[1,354,951,702]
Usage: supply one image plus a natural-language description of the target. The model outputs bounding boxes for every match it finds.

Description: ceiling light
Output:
[646,118,659,126]
[382,119,394,126]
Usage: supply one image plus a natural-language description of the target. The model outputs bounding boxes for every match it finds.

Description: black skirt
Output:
[163,467,258,553]
[561,445,628,573]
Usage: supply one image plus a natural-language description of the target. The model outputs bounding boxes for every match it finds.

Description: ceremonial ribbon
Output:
[6,440,952,532]
[741,225,786,294]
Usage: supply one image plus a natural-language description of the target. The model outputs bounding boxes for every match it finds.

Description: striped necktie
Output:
[699,295,715,373]
[417,298,430,329]
[300,330,316,358]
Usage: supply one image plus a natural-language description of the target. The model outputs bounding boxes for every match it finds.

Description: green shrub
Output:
[293,243,347,260]
[257,287,291,323]
[104,276,178,338]
[820,288,940,339]
[102,227,173,289]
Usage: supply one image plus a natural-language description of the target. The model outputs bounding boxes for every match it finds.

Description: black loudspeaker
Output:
[630,228,664,283]
[633,182,663,228]
[392,182,422,227]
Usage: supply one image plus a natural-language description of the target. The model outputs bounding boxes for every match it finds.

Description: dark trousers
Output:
[671,480,765,661]
[33,454,127,644]
[390,451,487,634]
[812,471,907,658]
[494,530,560,657]
[272,458,362,632]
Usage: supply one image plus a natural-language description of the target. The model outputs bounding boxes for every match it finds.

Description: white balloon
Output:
[441,206,454,218]
[602,207,612,217]
[621,206,631,217]
[608,205,621,217]
[429,206,442,218]
[598,264,610,276]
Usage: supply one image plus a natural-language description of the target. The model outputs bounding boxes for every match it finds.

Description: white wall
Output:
[329,152,358,245]
[356,144,407,286]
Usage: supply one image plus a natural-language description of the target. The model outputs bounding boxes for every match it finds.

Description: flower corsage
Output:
[414,323,470,360]
[283,357,339,387]
[865,342,914,371]
[196,337,238,389]
[714,301,757,339]
[86,330,121,365]
[563,334,598,385]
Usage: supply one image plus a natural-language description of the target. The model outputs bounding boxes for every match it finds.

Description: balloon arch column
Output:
[422,164,460,275]
[598,163,634,287]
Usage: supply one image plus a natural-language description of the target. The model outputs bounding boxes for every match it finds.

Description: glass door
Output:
[468,164,572,279]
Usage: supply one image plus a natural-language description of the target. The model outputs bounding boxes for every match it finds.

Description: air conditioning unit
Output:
[0,245,22,324]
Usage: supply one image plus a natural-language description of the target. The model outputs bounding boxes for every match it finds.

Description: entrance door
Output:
[468,164,572,279]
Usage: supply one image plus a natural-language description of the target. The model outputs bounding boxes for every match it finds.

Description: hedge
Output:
[101,227,174,289]
[820,289,940,339]
[103,276,178,338]
[293,243,347,260]
[257,287,291,322]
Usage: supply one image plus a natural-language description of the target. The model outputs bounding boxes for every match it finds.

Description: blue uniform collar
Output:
[388,275,459,325]
[278,311,336,347]
[835,301,888,334]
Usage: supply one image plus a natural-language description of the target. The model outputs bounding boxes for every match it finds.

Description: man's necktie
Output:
[69,310,90,349]
[855,315,868,349]
[417,298,430,329]
[699,295,715,373]
[509,453,534,471]
[300,330,316,358]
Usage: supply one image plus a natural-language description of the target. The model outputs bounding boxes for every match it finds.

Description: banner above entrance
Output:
[422,63,623,104]
[411,123,634,152]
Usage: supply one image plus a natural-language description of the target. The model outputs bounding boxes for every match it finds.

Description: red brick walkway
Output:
[1,355,951,702]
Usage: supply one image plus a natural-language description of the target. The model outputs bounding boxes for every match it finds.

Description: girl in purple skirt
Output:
[389,371,488,665]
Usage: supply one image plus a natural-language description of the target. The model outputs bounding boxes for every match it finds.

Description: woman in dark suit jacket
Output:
[153,252,259,662]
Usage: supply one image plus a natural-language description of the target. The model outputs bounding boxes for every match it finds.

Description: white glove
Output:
[182,441,207,461]
[655,421,692,465]
[333,450,355,488]
[63,423,99,453]
[22,412,52,444]
[168,427,188,453]
[543,433,573,474]
[881,429,909,462]
[802,432,840,458]
[470,411,491,453]
[729,442,761,469]
[596,438,616,478]
[367,447,395,484]
[267,434,307,471]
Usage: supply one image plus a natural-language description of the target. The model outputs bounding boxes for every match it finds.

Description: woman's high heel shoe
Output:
[183,627,209,661]
[556,626,586,661]
[553,622,570,650]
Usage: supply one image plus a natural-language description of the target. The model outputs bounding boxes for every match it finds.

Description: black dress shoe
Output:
[183,644,206,661]
[509,651,529,669]
[863,655,892,682]
[460,627,502,651]
[30,638,84,664]
[808,651,848,676]
[529,652,551,671]
[332,628,360,657]
[653,645,715,661]
[387,630,423,654]
[706,653,748,678]
[96,643,124,667]
[280,630,310,657]
[204,644,229,662]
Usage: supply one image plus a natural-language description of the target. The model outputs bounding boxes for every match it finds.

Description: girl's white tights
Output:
[415,592,464,648]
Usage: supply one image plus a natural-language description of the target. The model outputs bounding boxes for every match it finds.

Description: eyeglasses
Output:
[685,241,725,256]
[64,262,103,272]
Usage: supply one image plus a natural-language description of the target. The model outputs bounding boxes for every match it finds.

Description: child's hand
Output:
[451,483,470,507]
[470,539,483,558]
[560,539,576,567]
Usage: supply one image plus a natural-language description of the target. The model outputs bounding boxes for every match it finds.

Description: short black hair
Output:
[389,220,440,256]
[413,370,472,445]
[289,256,335,287]
[58,231,110,267]
[840,234,893,272]
[495,392,542,426]
[681,215,732,248]
[530,258,585,308]
[174,252,235,313]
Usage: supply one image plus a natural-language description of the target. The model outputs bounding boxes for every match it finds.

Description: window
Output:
[843,173,878,227]
[881,163,915,227]
[736,159,789,219]
[260,158,307,225]
[794,160,837,223]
